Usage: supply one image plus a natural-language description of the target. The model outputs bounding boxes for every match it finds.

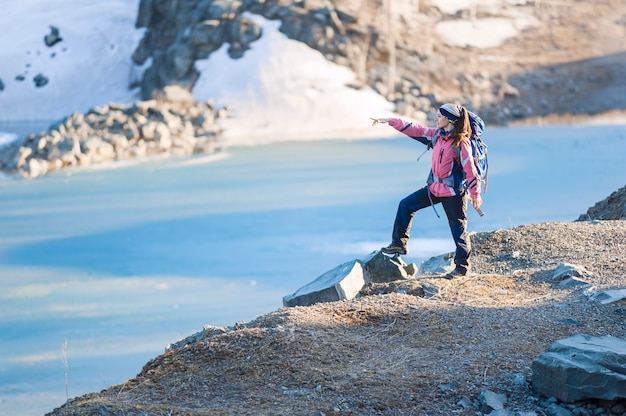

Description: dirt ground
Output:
[47,220,626,416]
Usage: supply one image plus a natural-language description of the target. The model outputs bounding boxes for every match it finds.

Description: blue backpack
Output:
[463,111,488,193]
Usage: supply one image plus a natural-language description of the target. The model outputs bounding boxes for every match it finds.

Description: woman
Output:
[371,103,482,279]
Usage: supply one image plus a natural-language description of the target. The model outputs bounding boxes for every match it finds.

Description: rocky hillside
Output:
[134,0,626,125]
[578,185,626,221]
[46,193,626,416]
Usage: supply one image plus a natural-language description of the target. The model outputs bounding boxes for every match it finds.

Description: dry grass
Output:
[47,220,626,416]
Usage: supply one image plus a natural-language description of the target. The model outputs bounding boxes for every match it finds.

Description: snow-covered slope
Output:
[0,1,535,145]
[1,2,395,145]
[1,1,145,121]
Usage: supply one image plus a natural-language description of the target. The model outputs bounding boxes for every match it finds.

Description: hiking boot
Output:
[444,267,468,279]
[381,244,408,255]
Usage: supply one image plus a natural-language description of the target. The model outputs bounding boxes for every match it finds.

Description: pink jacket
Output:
[388,118,481,199]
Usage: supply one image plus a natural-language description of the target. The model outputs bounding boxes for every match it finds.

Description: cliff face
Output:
[133,0,626,125]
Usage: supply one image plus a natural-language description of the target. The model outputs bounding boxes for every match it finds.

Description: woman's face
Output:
[435,111,453,130]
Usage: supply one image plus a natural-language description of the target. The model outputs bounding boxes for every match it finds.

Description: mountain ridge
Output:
[134,0,626,126]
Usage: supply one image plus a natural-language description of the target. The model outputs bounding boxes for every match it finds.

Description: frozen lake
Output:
[0,123,625,415]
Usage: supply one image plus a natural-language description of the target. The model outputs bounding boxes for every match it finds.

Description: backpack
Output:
[462,111,488,193]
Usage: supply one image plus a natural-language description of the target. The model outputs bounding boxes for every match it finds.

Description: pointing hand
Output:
[370,117,389,126]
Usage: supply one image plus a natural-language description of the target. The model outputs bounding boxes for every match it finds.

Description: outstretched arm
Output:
[371,117,436,146]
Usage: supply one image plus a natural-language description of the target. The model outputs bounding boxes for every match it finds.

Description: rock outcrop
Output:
[0,87,223,178]
[577,185,626,221]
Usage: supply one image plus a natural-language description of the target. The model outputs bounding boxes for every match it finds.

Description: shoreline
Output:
[1,108,626,181]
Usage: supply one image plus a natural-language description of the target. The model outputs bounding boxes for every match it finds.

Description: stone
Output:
[404,262,418,276]
[166,325,229,351]
[283,250,420,307]
[456,396,473,409]
[558,277,591,289]
[578,185,626,220]
[419,252,455,275]
[26,158,47,178]
[552,263,591,282]
[421,281,439,298]
[478,389,507,413]
[588,288,626,305]
[546,403,575,416]
[162,85,195,103]
[282,260,365,307]
[82,137,116,162]
[33,74,49,88]
[44,25,62,47]
[498,81,520,98]
[361,251,411,283]
[531,334,626,402]
[486,410,515,416]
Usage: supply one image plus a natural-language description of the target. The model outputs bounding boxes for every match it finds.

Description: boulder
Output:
[283,251,418,307]
[531,334,626,402]
[361,251,413,283]
[283,259,365,307]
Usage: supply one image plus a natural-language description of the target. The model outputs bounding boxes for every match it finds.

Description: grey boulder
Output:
[531,334,626,402]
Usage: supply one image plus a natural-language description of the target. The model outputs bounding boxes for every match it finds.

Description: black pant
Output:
[390,186,470,271]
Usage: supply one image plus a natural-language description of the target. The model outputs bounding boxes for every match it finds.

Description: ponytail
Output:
[450,106,471,148]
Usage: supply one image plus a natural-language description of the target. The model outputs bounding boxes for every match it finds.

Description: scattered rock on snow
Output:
[44,25,63,47]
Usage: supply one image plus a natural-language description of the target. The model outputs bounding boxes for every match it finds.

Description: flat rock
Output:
[283,260,365,307]
[588,288,626,304]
